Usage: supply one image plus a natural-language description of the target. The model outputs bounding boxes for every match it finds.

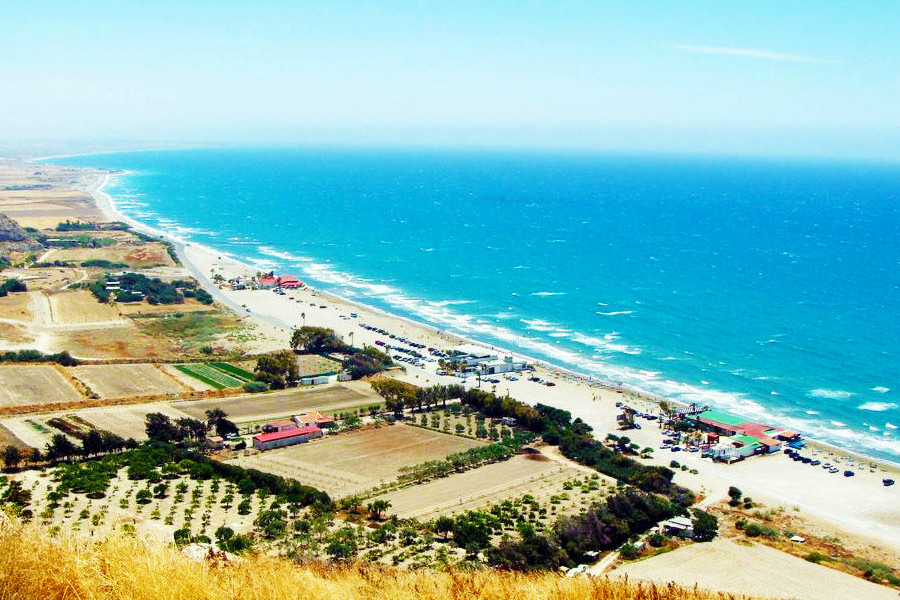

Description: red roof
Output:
[278,275,301,283]
[258,277,277,285]
[253,425,321,443]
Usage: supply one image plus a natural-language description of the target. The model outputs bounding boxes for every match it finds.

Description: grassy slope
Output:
[0,521,764,600]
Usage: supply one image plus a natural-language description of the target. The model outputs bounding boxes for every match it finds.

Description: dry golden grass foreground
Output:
[0,521,766,600]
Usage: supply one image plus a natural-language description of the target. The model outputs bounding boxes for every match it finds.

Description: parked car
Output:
[844,470,855,477]
[884,478,895,486]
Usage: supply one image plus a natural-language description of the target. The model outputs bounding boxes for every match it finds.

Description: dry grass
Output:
[0,365,83,408]
[0,521,760,600]
[48,290,123,324]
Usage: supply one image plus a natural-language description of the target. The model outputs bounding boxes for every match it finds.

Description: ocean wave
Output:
[257,246,313,263]
[809,389,855,400]
[872,386,891,393]
[886,423,898,430]
[426,300,476,307]
[858,402,898,412]
[596,311,634,316]
[530,291,566,296]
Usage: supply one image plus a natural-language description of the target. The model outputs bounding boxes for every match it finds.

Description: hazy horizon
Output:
[2,1,899,161]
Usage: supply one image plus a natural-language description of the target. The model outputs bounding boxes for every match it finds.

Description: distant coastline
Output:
[52,148,900,467]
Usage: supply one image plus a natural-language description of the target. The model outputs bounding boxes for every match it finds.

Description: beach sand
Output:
[82,167,900,556]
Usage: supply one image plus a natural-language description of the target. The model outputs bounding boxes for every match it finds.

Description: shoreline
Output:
[71,162,900,552]
[88,168,900,470]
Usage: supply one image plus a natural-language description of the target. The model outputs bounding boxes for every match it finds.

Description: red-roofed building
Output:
[277,275,304,289]
[252,425,323,450]
[257,276,278,289]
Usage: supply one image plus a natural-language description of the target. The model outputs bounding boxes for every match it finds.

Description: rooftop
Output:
[253,426,322,443]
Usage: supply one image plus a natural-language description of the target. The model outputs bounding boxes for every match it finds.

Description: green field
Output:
[210,362,255,381]
[174,363,245,389]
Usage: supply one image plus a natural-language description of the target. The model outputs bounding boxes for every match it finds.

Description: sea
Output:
[49,148,900,463]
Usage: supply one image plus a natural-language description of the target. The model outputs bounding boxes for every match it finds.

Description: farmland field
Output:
[159,364,215,391]
[377,453,595,520]
[47,242,176,268]
[49,290,124,324]
[0,292,34,322]
[71,364,186,399]
[0,423,26,448]
[210,362,254,380]
[177,383,379,422]
[295,354,343,376]
[226,423,484,498]
[174,363,244,389]
[77,403,194,440]
[0,365,83,408]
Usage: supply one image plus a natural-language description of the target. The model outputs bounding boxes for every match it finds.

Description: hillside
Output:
[0,520,764,600]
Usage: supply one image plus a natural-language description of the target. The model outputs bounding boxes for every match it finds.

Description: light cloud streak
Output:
[666,44,838,64]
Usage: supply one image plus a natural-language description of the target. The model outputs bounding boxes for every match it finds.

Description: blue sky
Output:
[1,1,899,159]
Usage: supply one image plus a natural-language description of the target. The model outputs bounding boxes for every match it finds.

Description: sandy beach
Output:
[83,168,900,555]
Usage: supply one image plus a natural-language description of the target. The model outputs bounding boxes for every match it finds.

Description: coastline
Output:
[80,163,900,552]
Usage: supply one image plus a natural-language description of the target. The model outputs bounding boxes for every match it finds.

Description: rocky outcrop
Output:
[0,213,27,242]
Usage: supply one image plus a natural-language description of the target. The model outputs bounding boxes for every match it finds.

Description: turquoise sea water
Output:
[52,149,900,461]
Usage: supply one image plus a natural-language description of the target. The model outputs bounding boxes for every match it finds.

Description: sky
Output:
[1,1,899,159]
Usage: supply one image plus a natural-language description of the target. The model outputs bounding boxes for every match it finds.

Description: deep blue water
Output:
[51,148,900,461]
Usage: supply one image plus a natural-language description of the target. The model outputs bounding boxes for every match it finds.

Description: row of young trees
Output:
[395,443,515,485]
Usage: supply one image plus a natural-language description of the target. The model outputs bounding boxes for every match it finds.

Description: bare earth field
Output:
[178,383,378,422]
[0,423,26,448]
[227,424,484,498]
[71,364,186,399]
[0,322,36,346]
[0,292,34,321]
[116,299,216,316]
[610,537,896,600]
[295,354,343,376]
[47,325,180,360]
[378,453,590,519]
[76,403,194,440]
[47,242,176,268]
[0,365,83,408]
[48,290,124,324]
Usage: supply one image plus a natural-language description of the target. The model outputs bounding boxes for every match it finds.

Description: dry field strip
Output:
[71,364,186,399]
[0,423,26,448]
[0,365,83,408]
[77,403,194,440]
[116,299,216,317]
[178,383,378,422]
[377,454,588,519]
[47,242,176,268]
[48,290,124,325]
[0,292,34,321]
[296,354,343,376]
[227,424,484,498]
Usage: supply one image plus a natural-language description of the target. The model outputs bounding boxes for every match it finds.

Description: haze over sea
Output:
[53,149,900,462]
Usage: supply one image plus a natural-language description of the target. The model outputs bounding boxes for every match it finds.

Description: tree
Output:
[81,429,104,457]
[433,515,454,540]
[370,379,417,417]
[145,413,182,443]
[255,509,288,538]
[176,417,207,442]
[205,408,238,437]
[367,499,391,520]
[2,445,22,471]
[340,495,363,514]
[254,350,299,389]
[691,508,718,542]
[45,434,78,462]
[728,486,743,507]
[290,326,345,354]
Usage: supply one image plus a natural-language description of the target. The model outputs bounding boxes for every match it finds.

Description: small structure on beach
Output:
[276,274,304,289]
[256,276,278,289]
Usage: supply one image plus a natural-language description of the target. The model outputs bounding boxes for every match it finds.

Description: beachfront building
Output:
[483,356,528,374]
[687,410,787,461]
[276,275,304,289]
[256,276,278,289]
[252,426,323,451]
[445,344,499,372]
